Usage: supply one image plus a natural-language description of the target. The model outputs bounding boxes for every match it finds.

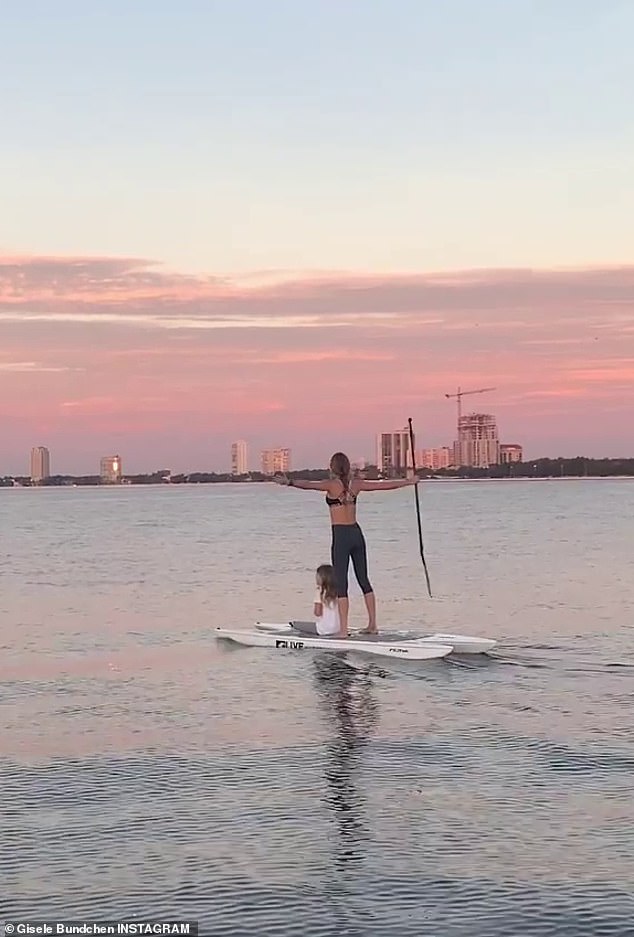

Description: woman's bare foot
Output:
[362,592,377,634]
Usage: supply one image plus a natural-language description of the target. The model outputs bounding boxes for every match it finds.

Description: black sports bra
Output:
[326,488,357,506]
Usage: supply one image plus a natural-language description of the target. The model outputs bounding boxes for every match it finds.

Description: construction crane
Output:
[445,386,496,424]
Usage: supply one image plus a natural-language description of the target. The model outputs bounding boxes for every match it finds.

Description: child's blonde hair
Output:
[316,564,338,604]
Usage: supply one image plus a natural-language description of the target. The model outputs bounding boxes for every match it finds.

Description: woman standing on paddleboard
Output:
[273,452,417,638]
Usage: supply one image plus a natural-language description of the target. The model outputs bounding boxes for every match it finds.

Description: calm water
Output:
[2,480,634,936]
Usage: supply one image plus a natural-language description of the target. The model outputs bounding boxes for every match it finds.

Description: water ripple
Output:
[2,483,634,935]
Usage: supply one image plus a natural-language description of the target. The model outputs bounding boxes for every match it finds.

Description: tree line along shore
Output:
[2,457,634,487]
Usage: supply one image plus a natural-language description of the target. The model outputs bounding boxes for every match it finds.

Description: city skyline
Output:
[11,416,522,479]
[2,3,633,473]
[5,444,630,484]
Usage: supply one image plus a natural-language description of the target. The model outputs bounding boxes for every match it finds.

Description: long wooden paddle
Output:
[408,417,432,597]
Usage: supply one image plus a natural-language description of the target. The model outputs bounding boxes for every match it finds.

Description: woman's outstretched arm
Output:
[357,477,418,491]
[271,474,330,491]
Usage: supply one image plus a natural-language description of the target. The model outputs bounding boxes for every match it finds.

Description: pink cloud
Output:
[1,252,634,471]
[566,366,634,382]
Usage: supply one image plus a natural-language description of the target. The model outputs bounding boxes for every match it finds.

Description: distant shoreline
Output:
[2,474,633,489]
[3,457,634,488]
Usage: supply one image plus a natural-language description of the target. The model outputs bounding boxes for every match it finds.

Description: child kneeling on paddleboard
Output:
[291,564,340,637]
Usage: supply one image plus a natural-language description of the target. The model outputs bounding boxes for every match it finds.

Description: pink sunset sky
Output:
[1,255,633,474]
[2,3,634,474]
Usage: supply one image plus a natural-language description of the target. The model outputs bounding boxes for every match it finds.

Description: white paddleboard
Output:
[254,622,496,654]
[215,628,452,661]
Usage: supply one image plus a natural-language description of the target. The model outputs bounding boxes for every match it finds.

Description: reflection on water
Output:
[313,655,379,866]
[2,482,634,934]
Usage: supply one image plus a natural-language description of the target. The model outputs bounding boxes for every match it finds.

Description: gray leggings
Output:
[331,522,373,598]
[290,620,319,636]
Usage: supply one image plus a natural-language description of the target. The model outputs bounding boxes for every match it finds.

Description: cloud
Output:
[0,360,80,373]
[1,252,634,469]
[3,253,634,326]
[230,350,395,364]
[566,366,634,382]
[0,310,337,330]
[61,396,122,411]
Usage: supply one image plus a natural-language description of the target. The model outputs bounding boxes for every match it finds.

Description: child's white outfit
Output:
[290,592,341,637]
[313,590,340,635]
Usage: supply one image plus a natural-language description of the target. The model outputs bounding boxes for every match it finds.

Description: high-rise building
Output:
[418,447,452,471]
[456,413,499,468]
[376,429,413,476]
[500,444,523,464]
[261,448,291,475]
[100,455,122,484]
[30,446,50,483]
[231,440,248,475]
